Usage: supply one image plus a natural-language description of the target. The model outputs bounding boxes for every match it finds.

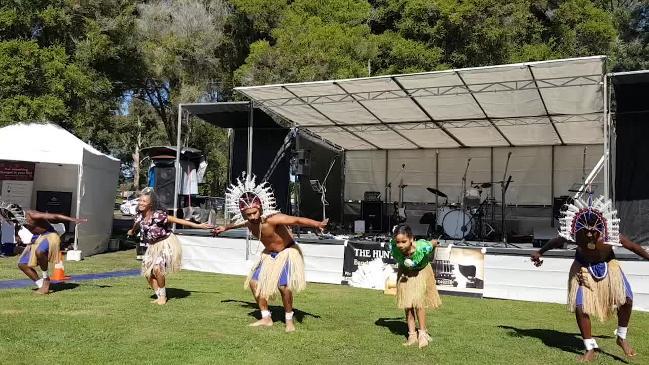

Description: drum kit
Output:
[420,153,514,243]
[422,183,497,241]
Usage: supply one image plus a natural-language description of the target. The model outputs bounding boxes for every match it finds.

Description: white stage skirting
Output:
[484,254,649,311]
[179,235,345,284]
[179,235,649,311]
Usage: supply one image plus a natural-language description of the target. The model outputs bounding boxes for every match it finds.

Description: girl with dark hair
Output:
[390,223,441,348]
[128,187,213,305]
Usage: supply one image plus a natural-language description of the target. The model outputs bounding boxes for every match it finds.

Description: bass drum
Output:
[442,209,473,239]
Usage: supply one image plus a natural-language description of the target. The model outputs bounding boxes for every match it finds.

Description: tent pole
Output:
[173,104,182,230]
[603,58,610,200]
[245,101,254,261]
[73,164,82,251]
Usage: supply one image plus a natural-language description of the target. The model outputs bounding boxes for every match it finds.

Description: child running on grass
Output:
[389,224,441,348]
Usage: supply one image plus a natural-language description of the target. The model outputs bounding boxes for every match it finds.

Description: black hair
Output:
[392,223,414,239]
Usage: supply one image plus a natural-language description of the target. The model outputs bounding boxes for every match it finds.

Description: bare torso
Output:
[575,241,614,264]
[25,211,53,235]
[246,219,294,252]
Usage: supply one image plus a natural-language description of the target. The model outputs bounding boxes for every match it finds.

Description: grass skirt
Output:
[19,232,60,267]
[244,244,306,300]
[396,264,441,309]
[567,259,629,322]
[141,233,182,278]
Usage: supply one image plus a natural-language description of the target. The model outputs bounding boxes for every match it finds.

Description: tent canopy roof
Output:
[236,56,606,150]
[0,122,119,165]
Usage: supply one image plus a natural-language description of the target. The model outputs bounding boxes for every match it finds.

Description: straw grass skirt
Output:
[567,259,630,322]
[19,232,60,267]
[396,264,441,309]
[141,233,182,278]
[244,244,306,300]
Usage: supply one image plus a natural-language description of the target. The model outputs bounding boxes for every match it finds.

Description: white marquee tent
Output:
[236,56,609,206]
[0,122,120,256]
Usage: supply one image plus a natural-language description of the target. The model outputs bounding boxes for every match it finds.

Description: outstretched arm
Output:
[212,221,247,236]
[167,215,214,230]
[620,235,649,261]
[267,213,328,232]
[531,236,567,267]
[27,210,87,224]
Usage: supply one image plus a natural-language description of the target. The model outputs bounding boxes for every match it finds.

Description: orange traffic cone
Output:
[51,252,70,281]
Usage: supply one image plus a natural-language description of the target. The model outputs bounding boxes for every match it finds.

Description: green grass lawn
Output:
[0,249,140,280]
[0,251,648,364]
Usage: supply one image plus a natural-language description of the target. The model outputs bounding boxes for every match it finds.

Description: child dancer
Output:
[389,224,441,348]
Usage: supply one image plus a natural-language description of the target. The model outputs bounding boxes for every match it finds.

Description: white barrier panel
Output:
[178,235,345,285]
[484,253,649,311]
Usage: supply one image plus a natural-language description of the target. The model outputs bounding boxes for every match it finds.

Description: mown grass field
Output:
[0,250,647,364]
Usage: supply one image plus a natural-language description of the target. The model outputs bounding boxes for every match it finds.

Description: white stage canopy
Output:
[236,56,607,150]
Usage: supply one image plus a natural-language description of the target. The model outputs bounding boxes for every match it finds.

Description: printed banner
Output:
[342,240,485,293]
[0,161,35,181]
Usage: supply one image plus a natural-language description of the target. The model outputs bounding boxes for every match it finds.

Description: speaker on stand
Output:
[361,200,383,233]
[153,164,176,211]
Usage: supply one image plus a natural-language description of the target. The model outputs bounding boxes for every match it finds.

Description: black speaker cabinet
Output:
[36,191,73,231]
[361,200,383,232]
[154,166,176,210]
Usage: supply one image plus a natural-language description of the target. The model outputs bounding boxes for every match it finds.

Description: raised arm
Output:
[620,235,649,261]
[531,236,568,267]
[212,221,247,236]
[167,215,213,230]
[27,210,87,224]
[267,213,328,232]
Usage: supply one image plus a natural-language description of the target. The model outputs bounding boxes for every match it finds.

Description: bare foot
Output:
[402,333,418,347]
[155,296,167,305]
[36,279,51,295]
[576,349,598,362]
[249,317,273,327]
[617,337,637,357]
[285,320,296,333]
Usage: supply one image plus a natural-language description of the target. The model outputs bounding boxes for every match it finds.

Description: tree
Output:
[0,0,144,148]
[133,0,233,196]
[234,0,377,85]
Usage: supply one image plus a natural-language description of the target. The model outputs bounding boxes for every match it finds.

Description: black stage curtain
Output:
[614,74,649,244]
[230,111,290,214]
[296,132,343,225]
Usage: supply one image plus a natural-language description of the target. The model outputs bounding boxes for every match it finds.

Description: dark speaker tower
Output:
[154,166,176,210]
[361,201,383,232]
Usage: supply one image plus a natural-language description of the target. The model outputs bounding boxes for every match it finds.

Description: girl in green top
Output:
[390,224,441,348]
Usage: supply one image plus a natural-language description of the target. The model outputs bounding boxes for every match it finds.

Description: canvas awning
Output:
[235,56,607,150]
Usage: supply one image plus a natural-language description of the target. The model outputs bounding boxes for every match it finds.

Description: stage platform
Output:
[175,229,649,311]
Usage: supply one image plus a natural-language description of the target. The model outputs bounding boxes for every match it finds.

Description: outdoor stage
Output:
[176,229,649,312]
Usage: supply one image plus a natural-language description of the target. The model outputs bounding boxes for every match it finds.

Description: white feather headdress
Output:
[0,201,26,226]
[558,194,620,246]
[225,172,279,224]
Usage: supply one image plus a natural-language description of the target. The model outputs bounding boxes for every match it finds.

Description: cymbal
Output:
[426,187,448,198]
[474,182,492,189]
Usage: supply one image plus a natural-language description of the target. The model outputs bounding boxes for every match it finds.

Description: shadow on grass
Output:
[147,288,221,301]
[498,325,626,363]
[375,317,408,339]
[49,282,80,292]
[221,299,321,323]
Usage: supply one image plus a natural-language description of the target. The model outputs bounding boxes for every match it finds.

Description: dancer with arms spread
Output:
[531,194,648,362]
[213,173,328,332]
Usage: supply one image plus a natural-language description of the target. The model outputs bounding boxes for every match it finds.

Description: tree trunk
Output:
[132,116,142,189]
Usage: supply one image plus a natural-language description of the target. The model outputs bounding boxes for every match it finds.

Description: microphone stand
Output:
[459,158,471,245]
[499,152,518,248]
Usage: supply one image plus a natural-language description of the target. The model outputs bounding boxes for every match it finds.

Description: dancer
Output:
[127,187,213,305]
[531,194,649,361]
[389,223,441,348]
[0,201,86,294]
[212,173,328,332]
